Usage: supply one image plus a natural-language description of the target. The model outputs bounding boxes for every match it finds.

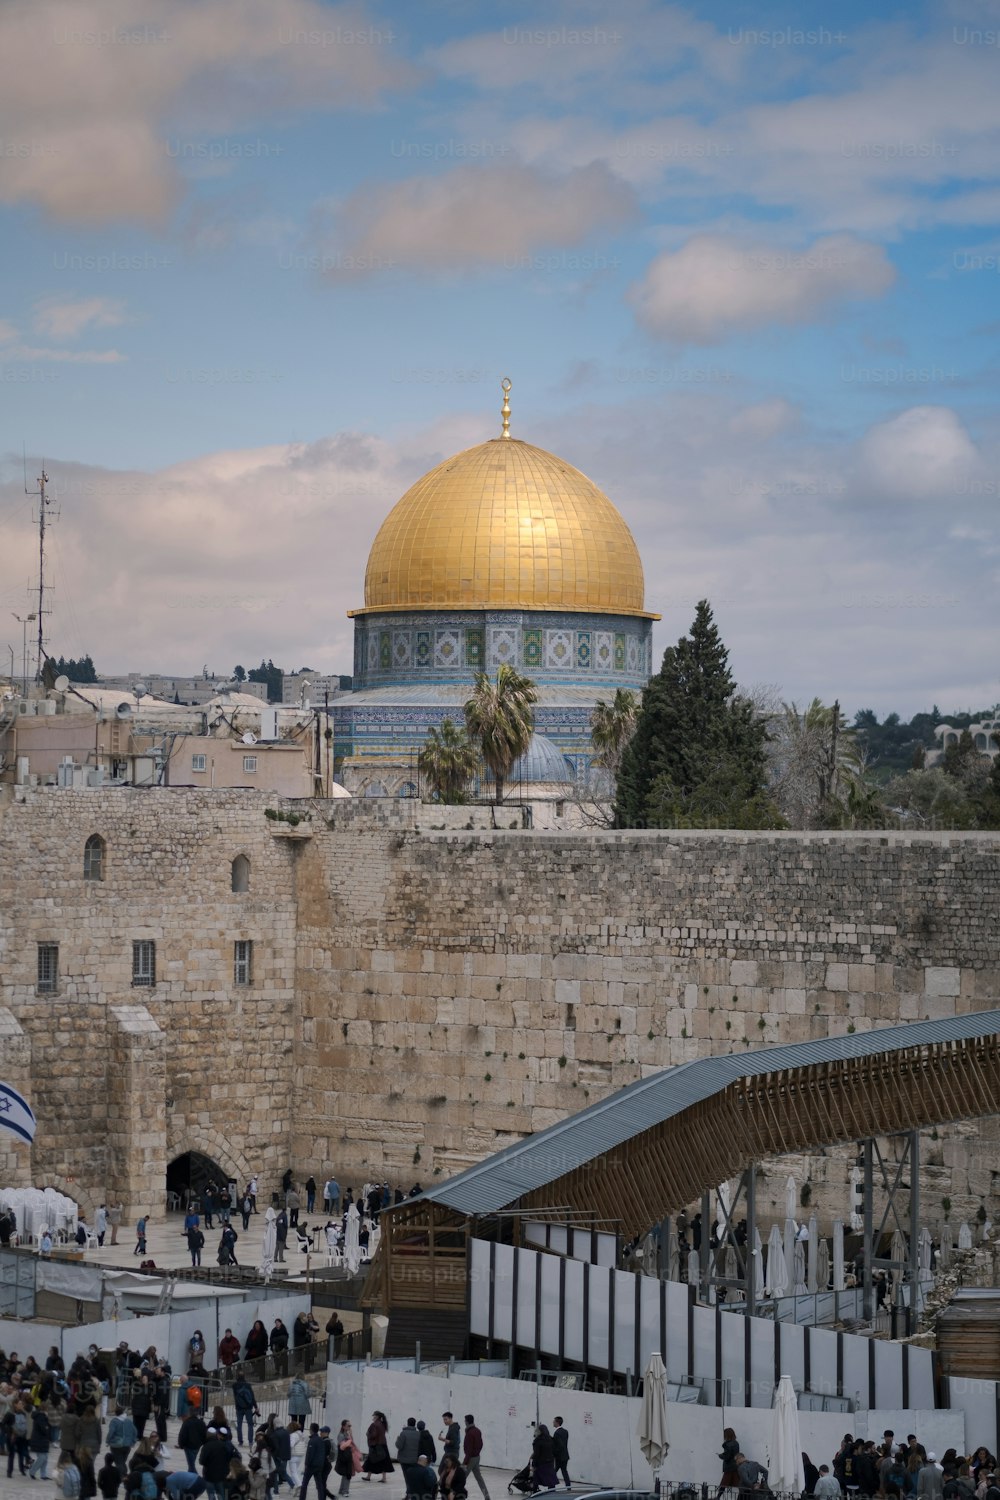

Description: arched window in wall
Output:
[231,854,250,893]
[83,834,105,882]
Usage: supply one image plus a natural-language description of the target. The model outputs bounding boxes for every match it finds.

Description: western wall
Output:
[1,784,998,1231]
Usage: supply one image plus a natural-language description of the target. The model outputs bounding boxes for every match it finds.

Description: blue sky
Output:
[1,0,999,716]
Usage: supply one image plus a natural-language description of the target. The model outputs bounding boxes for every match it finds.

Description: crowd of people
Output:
[716,1426,1000,1498]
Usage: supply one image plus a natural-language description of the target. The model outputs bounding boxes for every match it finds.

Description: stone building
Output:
[332,385,659,795]
[0,784,998,1233]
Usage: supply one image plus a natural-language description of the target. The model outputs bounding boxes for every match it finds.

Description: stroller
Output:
[508,1463,536,1495]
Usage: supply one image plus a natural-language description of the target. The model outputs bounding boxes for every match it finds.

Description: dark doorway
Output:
[167,1151,227,1211]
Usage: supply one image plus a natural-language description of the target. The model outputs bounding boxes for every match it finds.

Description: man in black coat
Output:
[299,1423,327,1500]
[552,1418,571,1491]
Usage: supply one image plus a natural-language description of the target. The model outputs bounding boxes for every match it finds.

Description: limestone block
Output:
[925,966,960,997]
[826,963,849,991]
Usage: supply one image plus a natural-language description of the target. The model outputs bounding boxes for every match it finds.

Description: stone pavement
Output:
[74,1207,329,1276]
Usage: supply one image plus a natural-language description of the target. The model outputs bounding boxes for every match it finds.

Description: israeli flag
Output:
[0,1083,36,1144]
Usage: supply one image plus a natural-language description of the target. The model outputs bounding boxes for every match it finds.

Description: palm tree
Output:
[590,689,639,787]
[464,665,538,805]
[417,719,479,804]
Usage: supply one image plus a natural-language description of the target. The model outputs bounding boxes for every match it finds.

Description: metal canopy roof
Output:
[419,1009,1000,1219]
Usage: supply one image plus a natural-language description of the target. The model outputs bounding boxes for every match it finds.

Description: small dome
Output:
[507,734,573,785]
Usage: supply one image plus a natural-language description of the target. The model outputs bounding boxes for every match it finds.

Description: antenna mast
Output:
[24,463,53,682]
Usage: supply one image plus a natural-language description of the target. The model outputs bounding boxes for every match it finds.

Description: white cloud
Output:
[858,406,980,501]
[33,296,126,340]
[0,0,413,226]
[630,233,896,343]
[322,160,636,275]
[728,399,799,441]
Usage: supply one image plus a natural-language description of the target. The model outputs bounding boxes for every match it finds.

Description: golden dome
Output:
[357,436,653,618]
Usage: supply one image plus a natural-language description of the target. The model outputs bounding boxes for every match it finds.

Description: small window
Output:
[83,834,105,882]
[243,755,257,773]
[132,940,156,987]
[37,944,59,994]
[234,939,253,987]
[191,754,207,773]
[231,854,250,893]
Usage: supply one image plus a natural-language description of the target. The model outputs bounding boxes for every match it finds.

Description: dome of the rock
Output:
[359,437,650,618]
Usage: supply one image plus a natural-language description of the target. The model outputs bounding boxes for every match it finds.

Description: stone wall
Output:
[0,787,998,1231]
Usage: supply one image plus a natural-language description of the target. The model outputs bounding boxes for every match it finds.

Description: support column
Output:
[107,1006,166,1221]
[862,1140,875,1322]
[908,1129,920,1336]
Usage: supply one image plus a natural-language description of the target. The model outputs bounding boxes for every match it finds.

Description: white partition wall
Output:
[468,1236,934,1411]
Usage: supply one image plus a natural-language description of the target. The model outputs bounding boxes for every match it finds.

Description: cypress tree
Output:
[614,599,780,829]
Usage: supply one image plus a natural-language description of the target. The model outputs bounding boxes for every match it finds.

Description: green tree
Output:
[418,719,479,804]
[248,658,284,703]
[464,665,537,805]
[233,664,246,682]
[771,698,869,828]
[590,688,639,789]
[614,600,777,828]
[51,654,97,684]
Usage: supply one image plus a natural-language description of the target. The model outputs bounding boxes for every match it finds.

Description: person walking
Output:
[179,1407,208,1473]
[396,1419,421,1495]
[334,1421,360,1497]
[361,1411,394,1484]
[552,1418,570,1491]
[440,1414,461,1465]
[718,1427,741,1495]
[233,1375,260,1447]
[241,1191,253,1233]
[287,1189,301,1229]
[920,1457,946,1500]
[463,1415,490,1500]
[287,1375,311,1426]
[188,1223,205,1268]
[28,1401,53,1480]
[531,1426,557,1493]
[219,1224,238,1267]
[249,1176,259,1214]
[107,1407,136,1477]
[108,1203,123,1247]
[95,1205,108,1247]
[299,1423,327,1500]
[97,1450,124,1498]
[200,1426,233,1500]
[133,1214,149,1257]
[288,1421,306,1489]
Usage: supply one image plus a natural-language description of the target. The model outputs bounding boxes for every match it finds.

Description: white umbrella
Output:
[817,1238,830,1292]
[768,1375,805,1494]
[724,1244,738,1284]
[849,1166,863,1231]
[919,1227,932,1272]
[959,1221,973,1249]
[259,1207,277,1280]
[784,1217,797,1281]
[785,1176,797,1222]
[793,1241,808,1296]
[344,1202,362,1274]
[940,1222,953,1269]
[637,1351,669,1478]
[832,1220,845,1292]
[717,1182,731,1242]
[667,1228,680,1282]
[687,1248,701,1290]
[890,1229,907,1275]
[767,1225,788,1299]
[807,1216,818,1293]
[751,1246,765,1302]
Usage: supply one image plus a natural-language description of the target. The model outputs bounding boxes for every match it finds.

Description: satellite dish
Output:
[54,675,69,692]
[241,731,257,745]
